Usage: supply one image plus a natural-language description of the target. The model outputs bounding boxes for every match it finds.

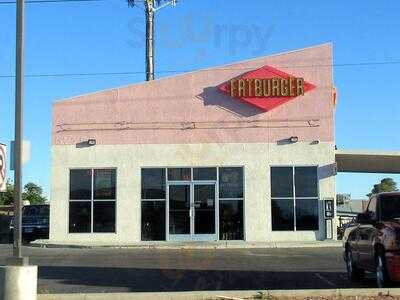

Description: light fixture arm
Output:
[152,0,177,12]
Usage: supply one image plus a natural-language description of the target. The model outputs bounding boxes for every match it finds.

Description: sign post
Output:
[1,0,37,299]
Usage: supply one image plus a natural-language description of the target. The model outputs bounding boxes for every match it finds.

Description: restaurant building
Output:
[49,43,338,245]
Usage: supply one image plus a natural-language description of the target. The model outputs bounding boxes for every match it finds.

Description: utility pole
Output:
[145,0,155,81]
[13,0,27,265]
[129,0,178,81]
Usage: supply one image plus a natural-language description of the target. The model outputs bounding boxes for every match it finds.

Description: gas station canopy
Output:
[336,150,400,173]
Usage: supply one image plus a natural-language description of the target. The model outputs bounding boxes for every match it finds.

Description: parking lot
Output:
[0,244,383,294]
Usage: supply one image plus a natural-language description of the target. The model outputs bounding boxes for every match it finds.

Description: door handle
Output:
[189,209,192,218]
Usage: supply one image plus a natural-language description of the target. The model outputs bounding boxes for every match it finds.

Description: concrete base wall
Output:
[50,142,336,244]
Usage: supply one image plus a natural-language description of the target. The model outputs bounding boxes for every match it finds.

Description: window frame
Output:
[270,165,320,232]
[68,168,117,234]
[140,166,245,241]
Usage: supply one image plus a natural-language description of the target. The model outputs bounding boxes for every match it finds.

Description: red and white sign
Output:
[218,65,316,112]
[0,144,6,192]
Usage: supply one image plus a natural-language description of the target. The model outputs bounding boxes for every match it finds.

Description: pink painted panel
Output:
[53,44,335,145]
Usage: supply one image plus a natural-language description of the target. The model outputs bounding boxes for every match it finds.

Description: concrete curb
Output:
[37,289,400,300]
[31,240,342,250]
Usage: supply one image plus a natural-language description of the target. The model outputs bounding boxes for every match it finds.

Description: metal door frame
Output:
[167,181,217,241]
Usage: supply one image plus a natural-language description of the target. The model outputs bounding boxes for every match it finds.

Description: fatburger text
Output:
[230,77,305,98]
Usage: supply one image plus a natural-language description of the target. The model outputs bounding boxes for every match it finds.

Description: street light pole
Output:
[12,0,27,265]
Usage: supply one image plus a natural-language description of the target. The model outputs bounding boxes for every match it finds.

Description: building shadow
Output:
[36,266,376,293]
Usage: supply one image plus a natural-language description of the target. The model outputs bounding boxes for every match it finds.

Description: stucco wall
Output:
[50,142,336,244]
[52,44,334,146]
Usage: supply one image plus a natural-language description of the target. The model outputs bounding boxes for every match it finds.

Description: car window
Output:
[380,195,400,221]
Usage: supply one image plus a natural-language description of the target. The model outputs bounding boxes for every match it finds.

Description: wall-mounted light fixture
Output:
[289,136,299,143]
[76,139,97,148]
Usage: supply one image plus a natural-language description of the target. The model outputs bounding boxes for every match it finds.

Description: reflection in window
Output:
[193,167,217,181]
[295,167,318,197]
[141,201,166,241]
[296,199,318,230]
[69,168,117,234]
[94,169,116,199]
[271,167,293,198]
[271,166,319,231]
[141,168,166,199]
[219,167,243,199]
[70,169,92,200]
[169,185,191,234]
[69,202,91,233]
[271,199,294,231]
[168,168,191,181]
[93,201,116,233]
[194,185,215,234]
[219,200,243,240]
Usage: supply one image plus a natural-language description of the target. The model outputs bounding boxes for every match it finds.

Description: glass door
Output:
[168,183,217,241]
[168,184,191,240]
[193,184,217,241]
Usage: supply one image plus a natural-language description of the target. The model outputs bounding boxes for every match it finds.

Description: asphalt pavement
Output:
[0,244,380,294]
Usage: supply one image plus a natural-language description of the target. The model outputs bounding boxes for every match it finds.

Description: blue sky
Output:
[1,0,399,199]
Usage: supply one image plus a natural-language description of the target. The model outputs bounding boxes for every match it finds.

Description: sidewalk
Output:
[38,288,400,300]
[32,239,342,249]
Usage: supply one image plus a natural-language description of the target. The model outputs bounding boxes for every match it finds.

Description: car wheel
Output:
[376,253,391,288]
[346,250,364,281]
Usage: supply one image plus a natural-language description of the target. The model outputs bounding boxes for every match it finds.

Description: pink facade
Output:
[52,44,335,146]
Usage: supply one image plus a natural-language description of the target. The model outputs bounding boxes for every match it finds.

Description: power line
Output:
[0,0,104,4]
[1,60,400,79]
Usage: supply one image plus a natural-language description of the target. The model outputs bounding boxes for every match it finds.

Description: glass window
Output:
[93,201,115,233]
[141,168,166,199]
[168,168,191,181]
[219,200,244,240]
[271,166,319,231]
[272,199,294,231]
[296,199,319,230]
[69,168,117,234]
[219,167,243,199]
[271,167,293,198]
[70,169,92,200]
[94,169,116,200]
[141,201,166,241]
[193,167,217,181]
[69,202,91,233]
[295,167,318,197]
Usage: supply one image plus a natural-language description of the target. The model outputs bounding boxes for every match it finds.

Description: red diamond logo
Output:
[218,65,316,112]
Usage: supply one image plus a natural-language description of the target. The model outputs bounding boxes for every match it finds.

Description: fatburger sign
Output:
[219,65,316,112]
[0,144,6,192]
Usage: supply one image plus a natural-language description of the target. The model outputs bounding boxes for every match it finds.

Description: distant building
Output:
[337,199,369,217]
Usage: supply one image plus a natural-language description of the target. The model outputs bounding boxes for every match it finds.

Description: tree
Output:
[367,178,398,197]
[0,181,47,205]
[127,0,178,81]
[23,183,47,205]
[0,180,15,205]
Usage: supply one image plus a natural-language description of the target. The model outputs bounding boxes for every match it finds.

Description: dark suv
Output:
[343,192,400,287]
[9,204,49,243]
